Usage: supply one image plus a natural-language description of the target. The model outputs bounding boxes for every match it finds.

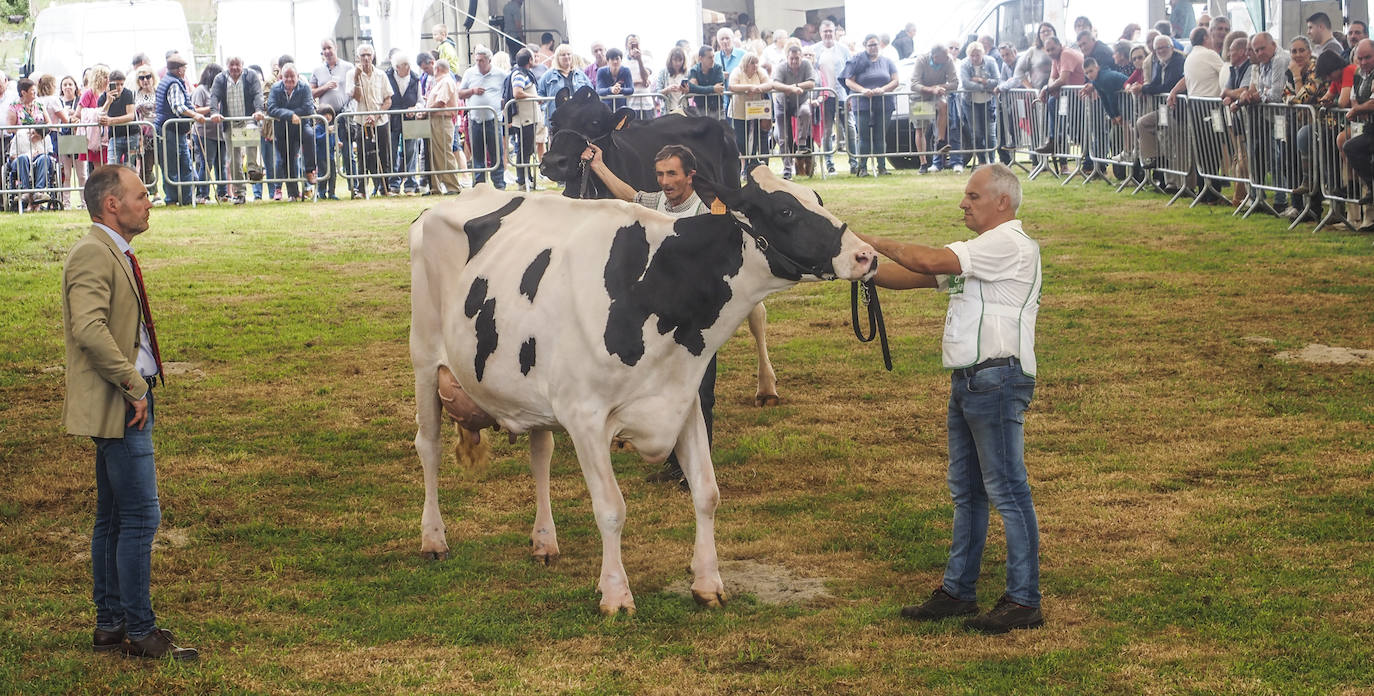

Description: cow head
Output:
[704,165,877,283]
[549,85,636,139]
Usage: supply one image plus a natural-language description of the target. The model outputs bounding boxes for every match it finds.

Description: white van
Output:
[22,0,195,79]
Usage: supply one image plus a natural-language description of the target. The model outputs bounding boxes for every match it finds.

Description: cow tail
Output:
[454,424,492,472]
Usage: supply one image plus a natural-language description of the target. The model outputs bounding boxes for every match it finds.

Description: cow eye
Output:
[780,208,793,218]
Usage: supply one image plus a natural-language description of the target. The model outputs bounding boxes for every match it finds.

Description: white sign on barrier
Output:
[1353,122,1365,136]
[230,124,261,148]
[1015,99,1026,119]
[1274,113,1286,139]
[911,100,935,121]
[745,100,772,120]
[1158,105,1168,127]
[402,120,430,140]
[57,134,88,156]
[1211,109,1224,133]
[1058,98,1068,116]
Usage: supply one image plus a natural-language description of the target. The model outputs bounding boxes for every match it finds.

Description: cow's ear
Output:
[573,85,598,102]
[554,87,571,108]
[693,172,744,212]
[611,107,635,131]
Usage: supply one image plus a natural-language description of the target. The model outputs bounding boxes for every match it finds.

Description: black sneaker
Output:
[900,587,978,621]
[963,595,1044,634]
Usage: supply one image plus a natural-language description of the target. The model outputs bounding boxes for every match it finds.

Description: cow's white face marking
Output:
[746,165,842,227]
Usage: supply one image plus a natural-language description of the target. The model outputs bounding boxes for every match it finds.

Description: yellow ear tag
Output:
[614,114,631,131]
[710,199,727,215]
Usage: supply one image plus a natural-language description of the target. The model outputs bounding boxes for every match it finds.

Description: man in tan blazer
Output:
[62,165,197,661]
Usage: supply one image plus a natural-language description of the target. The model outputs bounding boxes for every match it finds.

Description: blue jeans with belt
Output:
[942,359,1040,607]
[91,384,162,639]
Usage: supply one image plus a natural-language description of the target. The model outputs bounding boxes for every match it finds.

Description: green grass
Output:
[2,169,1373,694]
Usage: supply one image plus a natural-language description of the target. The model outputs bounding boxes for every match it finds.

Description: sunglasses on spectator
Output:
[139,75,153,80]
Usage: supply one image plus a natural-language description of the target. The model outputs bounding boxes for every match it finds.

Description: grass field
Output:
[2,170,1372,695]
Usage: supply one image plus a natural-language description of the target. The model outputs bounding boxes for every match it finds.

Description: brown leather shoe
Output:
[124,628,198,661]
[92,625,126,653]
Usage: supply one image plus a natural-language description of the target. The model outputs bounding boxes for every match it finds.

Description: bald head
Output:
[1357,39,1374,73]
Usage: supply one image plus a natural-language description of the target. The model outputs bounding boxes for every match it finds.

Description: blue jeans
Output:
[159,132,192,205]
[91,386,162,639]
[110,134,140,169]
[259,134,280,198]
[391,135,421,191]
[943,361,1040,607]
[13,153,54,190]
[314,130,338,198]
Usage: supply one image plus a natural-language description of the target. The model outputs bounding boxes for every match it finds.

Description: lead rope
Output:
[577,158,592,198]
[851,279,892,371]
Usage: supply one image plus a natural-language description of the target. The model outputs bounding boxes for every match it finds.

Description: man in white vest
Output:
[856,163,1044,634]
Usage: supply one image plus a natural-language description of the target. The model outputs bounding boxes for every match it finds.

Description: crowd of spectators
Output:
[6,7,1374,224]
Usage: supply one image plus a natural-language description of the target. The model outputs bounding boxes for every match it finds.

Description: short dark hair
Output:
[107,71,125,83]
[1353,20,1369,33]
[17,77,34,93]
[1307,12,1332,30]
[606,47,623,61]
[417,51,433,65]
[278,54,294,68]
[1189,26,1208,47]
[698,45,713,58]
[1083,57,1098,70]
[84,165,130,218]
[516,47,533,68]
[1155,20,1174,37]
[655,144,697,173]
[541,31,554,45]
[1076,30,1094,43]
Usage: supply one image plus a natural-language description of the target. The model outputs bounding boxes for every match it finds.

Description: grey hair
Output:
[1290,35,1312,51]
[978,163,1022,213]
[473,44,492,57]
[393,53,411,67]
[435,59,451,73]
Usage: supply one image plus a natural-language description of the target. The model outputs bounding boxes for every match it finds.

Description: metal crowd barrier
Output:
[774,87,839,178]
[163,115,326,205]
[1003,88,1044,174]
[1313,107,1366,232]
[597,92,668,118]
[1082,91,1144,191]
[338,105,498,198]
[1041,85,1092,185]
[503,95,553,191]
[0,119,141,213]
[1183,96,1248,210]
[1238,102,1314,226]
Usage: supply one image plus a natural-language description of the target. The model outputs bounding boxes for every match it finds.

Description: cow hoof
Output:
[692,589,728,608]
[421,550,449,561]
[532,550,561,566]
[754,394,780,407]
[599,601,637,616]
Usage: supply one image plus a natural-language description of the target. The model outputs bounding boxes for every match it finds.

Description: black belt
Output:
[953,357,1016,380]
[144,375,157,391]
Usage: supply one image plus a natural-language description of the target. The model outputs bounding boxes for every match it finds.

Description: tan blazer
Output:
[62,226,150,438]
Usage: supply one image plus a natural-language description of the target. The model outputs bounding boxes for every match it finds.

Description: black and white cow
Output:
[540,85,781,407]
[410,166,876,614]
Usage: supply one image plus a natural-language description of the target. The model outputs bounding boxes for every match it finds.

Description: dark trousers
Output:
[1344,132,1374,184]
[470,119,505,188]
[666,355,717,469]
[273,120,317,198]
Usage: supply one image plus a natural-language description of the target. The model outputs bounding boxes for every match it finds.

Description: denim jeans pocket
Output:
[966,367,1008,393]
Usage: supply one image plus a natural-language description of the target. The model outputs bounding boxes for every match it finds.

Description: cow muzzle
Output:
[834,232,879,281]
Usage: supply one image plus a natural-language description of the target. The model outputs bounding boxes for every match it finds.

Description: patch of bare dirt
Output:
[1274,343,1374,365]
[666,559,834,605]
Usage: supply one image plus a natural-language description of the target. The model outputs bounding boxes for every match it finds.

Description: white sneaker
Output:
[1279,207,1299,220]
[952,164,965,173]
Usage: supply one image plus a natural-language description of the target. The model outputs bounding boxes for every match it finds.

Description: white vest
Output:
[654,191,707,218]
[940,224,1041,377]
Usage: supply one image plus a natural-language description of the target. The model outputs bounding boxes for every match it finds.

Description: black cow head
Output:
[549,86,637,139]
[701,165,877,283]
[541,129,592,187]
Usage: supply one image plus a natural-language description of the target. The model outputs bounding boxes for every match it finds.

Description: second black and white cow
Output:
[540,85,781,406]
[410,166,876,614]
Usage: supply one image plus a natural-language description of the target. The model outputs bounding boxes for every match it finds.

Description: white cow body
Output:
[410,167,875,613]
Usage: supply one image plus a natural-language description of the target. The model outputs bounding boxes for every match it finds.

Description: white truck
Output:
[21,0,195,79]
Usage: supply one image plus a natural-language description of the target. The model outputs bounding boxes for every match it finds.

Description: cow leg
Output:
[749,302,779,407]
[567,425,635,615]
[529,429,560,565]
[674,403,726,608]
[415,364,450,560]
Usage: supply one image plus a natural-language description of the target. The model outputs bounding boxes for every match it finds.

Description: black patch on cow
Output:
[464,277,498,381]
[603,218,743,365]
[519,337,536,375]
[463,198,525,261]
[520,249,552,302]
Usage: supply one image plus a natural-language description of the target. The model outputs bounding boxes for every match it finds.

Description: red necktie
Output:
[124,250,165,385]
